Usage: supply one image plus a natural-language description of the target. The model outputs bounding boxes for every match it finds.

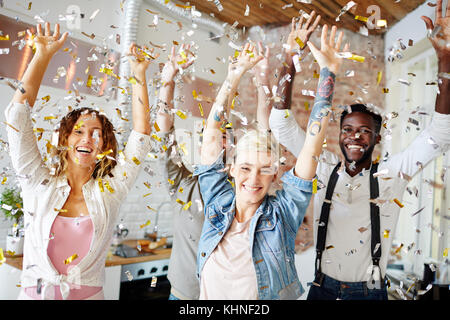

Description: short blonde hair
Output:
[234,129,280,164]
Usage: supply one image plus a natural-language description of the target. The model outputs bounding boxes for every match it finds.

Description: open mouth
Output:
[243,184,262,193]
[76,146,93,154]
[345,144,365,152]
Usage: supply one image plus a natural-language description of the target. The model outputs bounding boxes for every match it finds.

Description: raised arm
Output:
[201,43,263,165]
[127,43,156,135]
[268,13,321,156]
[421,0,450,115]
[254,42,272,130]
[12,22,68,106]
[294,25,349,180]
[156,44,195,133]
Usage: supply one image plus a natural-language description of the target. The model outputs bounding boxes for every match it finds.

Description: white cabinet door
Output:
[0,263,22,299]
[104,265,121,300]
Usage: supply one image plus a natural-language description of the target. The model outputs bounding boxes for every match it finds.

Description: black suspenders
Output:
[314,162,382,286]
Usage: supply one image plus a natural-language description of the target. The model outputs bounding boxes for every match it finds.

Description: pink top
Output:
[25,215,102,300]
[200,218,258,300]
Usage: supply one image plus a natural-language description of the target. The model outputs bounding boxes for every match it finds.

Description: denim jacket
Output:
[193,154,313,300]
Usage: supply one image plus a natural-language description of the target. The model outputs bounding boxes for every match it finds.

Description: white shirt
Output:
[269,108,450,282]
[200,218,258,300]
[5,102,152,299]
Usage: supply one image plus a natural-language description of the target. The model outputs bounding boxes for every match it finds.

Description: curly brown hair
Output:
[50,107,118,179]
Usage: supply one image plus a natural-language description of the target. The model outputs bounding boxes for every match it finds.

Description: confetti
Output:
[411,206,425,217]
[393,198,404,208]
[312,179,318,194]
[244,4,250,16]
[183,201,192,210]
[295,37,305,49]
[132,156,141,165]
[125,270,133,281]
[383,229,390,238]
[0,34,10,40]
[354,15,368,22]
[140,220,151,228]
[64,253,78,265]
[89,9,100,22]
[0,48,9,55]
[336,1,357,21]
[151,276,157,287]
[0,248,5,265]
[176,110,187,119]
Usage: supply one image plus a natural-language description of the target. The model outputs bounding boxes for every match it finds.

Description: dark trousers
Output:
[307,273,388,300]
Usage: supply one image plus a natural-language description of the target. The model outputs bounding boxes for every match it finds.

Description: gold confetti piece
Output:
[312,179,318,194]
[227,179,235,188]
[354,15,368,22]
[151,134,161,142]
[173,40,179,45]
[295,36,305,49]
[64,253,78,265]
[86,74,93,87]
[153,122,160,132]
[0,248,5,264]
[176,198,185,205]
[394,243,404,254]
[73,120,84,130]
[147,206,156,211]
[140,220,151,228]
[6,250,15,256]
[168,179,174,185]
[146,9,159,14]
[304,102,309,111]
[377,20,387,28]
[41,95,50,103]
[3,122,19,132]
[326,245,334,250]
[313,70,320,78]
[178,187,184,193]
[128,77,137,85]
[98,178,104,192]
[104,180,114,193]
[27,2,32,10]
[349,54,365,63]
[210,69,216,74]
[1,177,7,185]
[54,208,68,213]
[143,193,152,197]
[99,67,120,79]
[183,201,192,210]
[81,32,95,39]
[393,198,404,208]
[284,110,290,118]
[358,227,368,233]
[43,116,56,121]
[96,149,113,160]
[0,35,10,40]
[382,88,389,93]
[444,248,448,258]
[132,156,141,165]
[144,182,151,189]
[176,110,187,119]
[377,71,382,86]
[198,103,204,117]
[192,90,198,99]
[383,229,390,238]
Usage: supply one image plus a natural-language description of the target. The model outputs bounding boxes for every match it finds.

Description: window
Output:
[384,37,448,279]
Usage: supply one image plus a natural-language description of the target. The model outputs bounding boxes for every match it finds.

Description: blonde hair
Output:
[234,129,280,164]
[50,107,118,179]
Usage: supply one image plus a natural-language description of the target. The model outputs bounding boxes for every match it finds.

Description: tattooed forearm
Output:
[307,67,335,136]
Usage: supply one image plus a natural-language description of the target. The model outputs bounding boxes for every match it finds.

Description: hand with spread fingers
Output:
[421,0,450,60]
[286,10,321,52]
[307,24,350,75]
[227,42,264,82]
[28,22,68,59]
[161,44,195,83]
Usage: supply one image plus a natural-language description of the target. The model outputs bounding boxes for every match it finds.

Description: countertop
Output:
[4,239,172,270]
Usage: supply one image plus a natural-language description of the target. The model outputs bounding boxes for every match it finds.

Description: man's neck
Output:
[345,158,372,177]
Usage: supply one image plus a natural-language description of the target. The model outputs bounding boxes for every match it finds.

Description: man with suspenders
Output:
[268,1,450,299]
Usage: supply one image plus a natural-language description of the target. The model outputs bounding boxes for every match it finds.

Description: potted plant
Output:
[1,187,24,256]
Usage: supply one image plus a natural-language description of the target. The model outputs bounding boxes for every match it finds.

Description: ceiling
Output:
[177,0,426,34]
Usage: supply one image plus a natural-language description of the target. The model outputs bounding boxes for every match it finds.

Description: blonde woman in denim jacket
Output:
[194,15,350,299]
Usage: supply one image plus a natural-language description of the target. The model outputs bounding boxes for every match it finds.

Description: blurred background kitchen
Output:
[0,0,448,300]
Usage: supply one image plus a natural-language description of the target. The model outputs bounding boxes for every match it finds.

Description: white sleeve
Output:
[383,112,450,178]
[4,102,49,188]
[269,108,306,157]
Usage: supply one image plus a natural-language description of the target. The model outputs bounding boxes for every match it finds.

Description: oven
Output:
[114,244,172,300]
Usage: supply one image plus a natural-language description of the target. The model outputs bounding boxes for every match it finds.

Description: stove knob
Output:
[162,265,168,271]
[138,269,145,276]
[150,267,157,273]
